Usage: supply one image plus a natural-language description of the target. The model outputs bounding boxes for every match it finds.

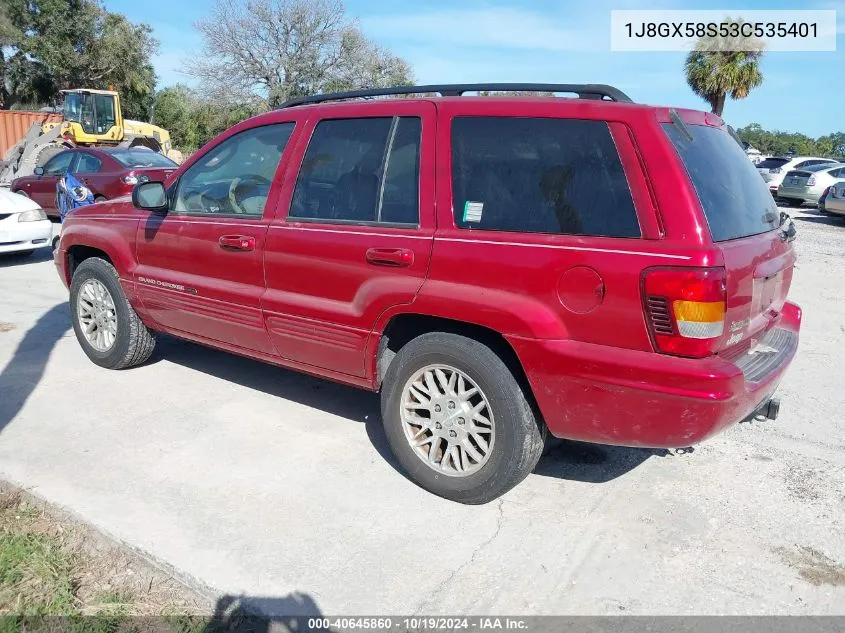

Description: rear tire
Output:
[380,332,545,504]
[69,257,156,369]
[94,195,106,203]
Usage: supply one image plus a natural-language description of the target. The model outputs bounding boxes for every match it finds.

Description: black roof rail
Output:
[277,83,633,109]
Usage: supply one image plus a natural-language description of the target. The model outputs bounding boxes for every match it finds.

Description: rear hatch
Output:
[780,170,812,189]
[133,167,176,183]
[756,157,789,183]
[108,149,178,184]
[663,121,795,358]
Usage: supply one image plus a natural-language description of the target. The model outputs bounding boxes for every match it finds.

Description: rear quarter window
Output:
[663,123,779,242]
[451,117,640,238]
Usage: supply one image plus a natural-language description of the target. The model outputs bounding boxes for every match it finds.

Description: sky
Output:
[103,0,844,137]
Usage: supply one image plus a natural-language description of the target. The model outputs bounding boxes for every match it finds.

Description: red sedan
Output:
[11,147,178,219]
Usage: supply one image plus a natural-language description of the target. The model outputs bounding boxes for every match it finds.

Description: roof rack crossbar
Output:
[277,83,633,109]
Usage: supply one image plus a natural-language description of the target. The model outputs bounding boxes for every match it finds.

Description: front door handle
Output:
[365,247,414,267]
[219,234,255,251]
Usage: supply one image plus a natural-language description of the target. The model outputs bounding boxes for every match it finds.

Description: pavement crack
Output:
[412,498,506,615]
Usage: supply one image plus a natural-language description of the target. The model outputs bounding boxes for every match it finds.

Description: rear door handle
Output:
[219,234,255,251]
[365,247,414,267]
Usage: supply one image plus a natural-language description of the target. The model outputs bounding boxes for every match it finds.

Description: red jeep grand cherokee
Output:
[54,84,801,504]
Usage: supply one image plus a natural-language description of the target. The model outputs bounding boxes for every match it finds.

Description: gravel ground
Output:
[0,208,843,616]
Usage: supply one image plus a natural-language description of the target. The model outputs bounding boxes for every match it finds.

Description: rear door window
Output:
[75,153,102,173]
[664,123,779,242]
[290,116,421,225]
[450,117,640,237]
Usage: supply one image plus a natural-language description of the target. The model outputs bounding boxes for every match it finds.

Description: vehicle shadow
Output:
[202,591,322,632]
[0,247,54,268]
[0,303,71,433]
[154,336,668,484]
[535,439,673,483]
[152,335,398,469]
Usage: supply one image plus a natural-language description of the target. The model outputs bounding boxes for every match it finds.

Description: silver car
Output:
[776,163,845,207]
[822,180,845,217]
[757,156,839,195]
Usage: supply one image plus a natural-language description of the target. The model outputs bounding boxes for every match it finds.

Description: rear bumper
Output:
[777,185,825,203]
[824,198,845,215]
[509,301,802,448]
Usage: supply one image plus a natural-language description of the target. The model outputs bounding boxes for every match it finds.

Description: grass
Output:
[0,487,212,631]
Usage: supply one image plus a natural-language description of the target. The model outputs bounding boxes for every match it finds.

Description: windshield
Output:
[109,150,177,169]
[756,157,789,169]
[664,122,779,242]
[63,93,82,123]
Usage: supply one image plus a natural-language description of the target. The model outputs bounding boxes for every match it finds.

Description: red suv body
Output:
[12,147,178,218]
[54,85,801,503]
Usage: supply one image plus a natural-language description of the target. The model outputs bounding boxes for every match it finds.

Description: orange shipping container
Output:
[0,110,63,158]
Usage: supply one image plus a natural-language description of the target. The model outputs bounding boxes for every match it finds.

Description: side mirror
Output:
[34,166,44,176]
[132,181,168,213]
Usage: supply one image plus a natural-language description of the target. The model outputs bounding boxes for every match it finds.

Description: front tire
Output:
[381,332,545,504]
[69,257,156,369]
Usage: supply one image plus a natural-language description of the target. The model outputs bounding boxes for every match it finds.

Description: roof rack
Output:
[277,83,633,109]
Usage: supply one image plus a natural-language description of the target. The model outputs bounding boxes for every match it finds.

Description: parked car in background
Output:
[822,181,845,217]
[777,163,845,207]
[757,156,839,195]
[10,147,178,219]
[55,84,801,504]
[818,186,831,211]
[0,189,52,256]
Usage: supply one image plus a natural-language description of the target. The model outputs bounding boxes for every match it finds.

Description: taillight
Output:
[642,267,727,358]
[122,174,138,185]
[807,176,816,186]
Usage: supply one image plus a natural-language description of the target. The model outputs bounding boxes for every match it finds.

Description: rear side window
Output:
[664,123,779,242]
[290,117,421,225]
[450,117,640,237]
[803,162,840,172]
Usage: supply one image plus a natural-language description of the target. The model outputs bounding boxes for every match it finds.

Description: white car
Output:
[0,189,53,256]
[777,163,845,207]
[756,156,840,195]
[822,181,845,217]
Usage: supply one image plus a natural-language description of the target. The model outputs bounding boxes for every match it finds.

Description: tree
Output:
[2,0,158,115]
[187,0,414,109]
[736,123,845,158]
[684,19,764,117]
[152,85,197,150]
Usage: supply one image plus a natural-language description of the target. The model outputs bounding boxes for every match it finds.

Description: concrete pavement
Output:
[1,210,844,615]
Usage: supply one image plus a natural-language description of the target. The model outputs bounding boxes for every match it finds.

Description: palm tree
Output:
[684,22,764,117]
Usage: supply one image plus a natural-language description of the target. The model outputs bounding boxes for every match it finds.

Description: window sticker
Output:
[463,201,483,223]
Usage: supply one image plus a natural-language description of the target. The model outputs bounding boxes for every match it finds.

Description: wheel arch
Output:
[65,244,115,284]
[374,313,541,422]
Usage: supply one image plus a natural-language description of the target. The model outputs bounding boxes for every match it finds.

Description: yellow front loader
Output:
[1,89,182,185]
